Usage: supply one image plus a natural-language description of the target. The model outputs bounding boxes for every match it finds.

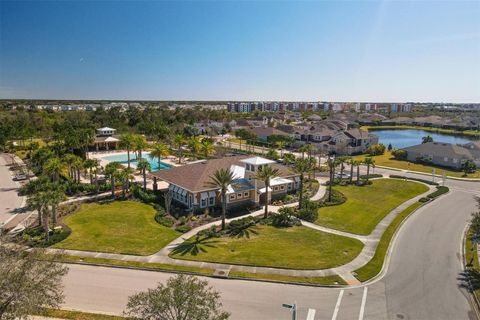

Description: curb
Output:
[461,223,480,320]
[375,165,480,182]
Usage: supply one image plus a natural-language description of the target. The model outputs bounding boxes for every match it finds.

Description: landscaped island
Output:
[315,179,429,235]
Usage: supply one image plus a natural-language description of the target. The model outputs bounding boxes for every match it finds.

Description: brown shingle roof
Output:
[151,155,297,192]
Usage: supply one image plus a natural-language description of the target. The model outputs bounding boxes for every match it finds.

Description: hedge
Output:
[427,186,449,199]
[360,174,383,179]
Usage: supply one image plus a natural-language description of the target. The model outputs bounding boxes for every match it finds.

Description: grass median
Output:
[228,271,346,286]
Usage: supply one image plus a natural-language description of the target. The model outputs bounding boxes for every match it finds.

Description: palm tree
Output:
[253,165,280,218]
[276,140,286,157]
[283,153,296,166]
[117,167,135,198]
[133,134,148,160]
[149,143,170,170]
[355,160,362,184]
[188,136,202,160]
[105,161,121,198]
[326,156,336,202]
[43,157,63,182]
[299,144,313,159]
[200,138,216,159]
[137,159,151,191]
[173,134,186,164]
[293,158,313,209]
[119,133,135,168]
[364,157,375,182]
[206,168,234,230]
[83,158,97,184]
[72,156,83,183]
[348,159,359,184]
[47,182,66,226]
[336,156,349,184]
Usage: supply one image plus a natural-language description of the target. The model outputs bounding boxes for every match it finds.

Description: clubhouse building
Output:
[151,155,300,212]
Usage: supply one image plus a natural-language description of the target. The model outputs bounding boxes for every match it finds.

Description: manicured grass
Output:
[32,309,124,320]
[53,201,180,255]
[54,254,214,275]
[229,271,347,286]
[464,227,480,303]
[316,179,428,235]
[354,201,423,282]
[352,151,480,179]
[170,225,364,270]
[362,125,480,137]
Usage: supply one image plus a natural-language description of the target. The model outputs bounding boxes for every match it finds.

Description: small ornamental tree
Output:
[124,274,230,320]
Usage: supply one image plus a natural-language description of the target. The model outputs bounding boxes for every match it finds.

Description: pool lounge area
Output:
[101,152,172,171]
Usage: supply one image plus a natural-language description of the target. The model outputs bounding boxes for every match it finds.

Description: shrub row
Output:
[427,186,449,199]
[359,174,383,179]
[389,175,439,186]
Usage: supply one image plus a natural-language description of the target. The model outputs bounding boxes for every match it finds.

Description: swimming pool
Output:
[102,152,172,171]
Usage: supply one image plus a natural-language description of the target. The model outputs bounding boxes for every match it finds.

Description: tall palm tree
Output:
[117,167,135,198]
[283,153,296,166]
[137,159,151,191]
[72,156,83,183]
[47,182,67,226]
[206,168,235,230]
[293,158,313,209]
[173,134,185,164]
[348,159,358,184]
[326,156,336,202]
[133,134,148,160]
[253,165,280,218]
[149,143,170,170]
[188,136,202,160]
[83,158,97,184]
[63,153,79,181]
[364,157,375,182]
[105,161,122,198]
[336,156,349,184]
[355,160,362,184]
[299,144,313,159]
[119,133,135,168]
[276,140,286,157]
[200,139,215,159]
[43,157,63,182]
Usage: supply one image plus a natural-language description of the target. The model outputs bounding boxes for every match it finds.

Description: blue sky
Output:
[1,1,479,102]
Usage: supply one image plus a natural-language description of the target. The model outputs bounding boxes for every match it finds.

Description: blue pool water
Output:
[373,129,477,149]
[102,152,172,171]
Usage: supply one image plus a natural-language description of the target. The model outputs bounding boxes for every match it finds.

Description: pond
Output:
[371,129,477,149]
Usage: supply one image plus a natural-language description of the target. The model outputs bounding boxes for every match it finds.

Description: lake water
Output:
[102,152,172,171]
[372,129,477,149]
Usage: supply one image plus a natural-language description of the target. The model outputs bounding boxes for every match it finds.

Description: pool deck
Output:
[88,150,185,191]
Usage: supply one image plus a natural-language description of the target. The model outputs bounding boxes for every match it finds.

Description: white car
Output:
[334,173,351,179]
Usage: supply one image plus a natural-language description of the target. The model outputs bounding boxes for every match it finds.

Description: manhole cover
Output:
[396,314,405,319]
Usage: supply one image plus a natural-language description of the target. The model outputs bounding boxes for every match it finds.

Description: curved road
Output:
[60,168,479,319]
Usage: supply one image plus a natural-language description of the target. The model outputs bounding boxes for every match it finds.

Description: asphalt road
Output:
[0,154,25,225]
[31,168,480,319]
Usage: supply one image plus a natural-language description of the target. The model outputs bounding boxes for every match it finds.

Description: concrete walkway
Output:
[47,177,434,284]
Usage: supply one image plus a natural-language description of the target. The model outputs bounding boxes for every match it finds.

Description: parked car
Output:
[13,174,28,181]
[334,173,351,179]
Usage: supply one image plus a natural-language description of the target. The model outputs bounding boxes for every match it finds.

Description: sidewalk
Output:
[48,177,434,284]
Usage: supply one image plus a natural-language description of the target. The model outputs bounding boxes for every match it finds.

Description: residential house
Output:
[402,142,480,170]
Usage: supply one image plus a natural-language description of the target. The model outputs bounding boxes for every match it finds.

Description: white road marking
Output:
[358,287,368,320]
[306,308,316,320]
[331,290,344,320]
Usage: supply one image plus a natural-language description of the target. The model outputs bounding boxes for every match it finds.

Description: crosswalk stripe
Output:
[358,287,368,320]
[331,290,344,320]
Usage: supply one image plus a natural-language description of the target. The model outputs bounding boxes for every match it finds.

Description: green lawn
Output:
[170,225,364,270]
[316,179,428,235]
[53,201,180,255]
[352,151,480,179]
